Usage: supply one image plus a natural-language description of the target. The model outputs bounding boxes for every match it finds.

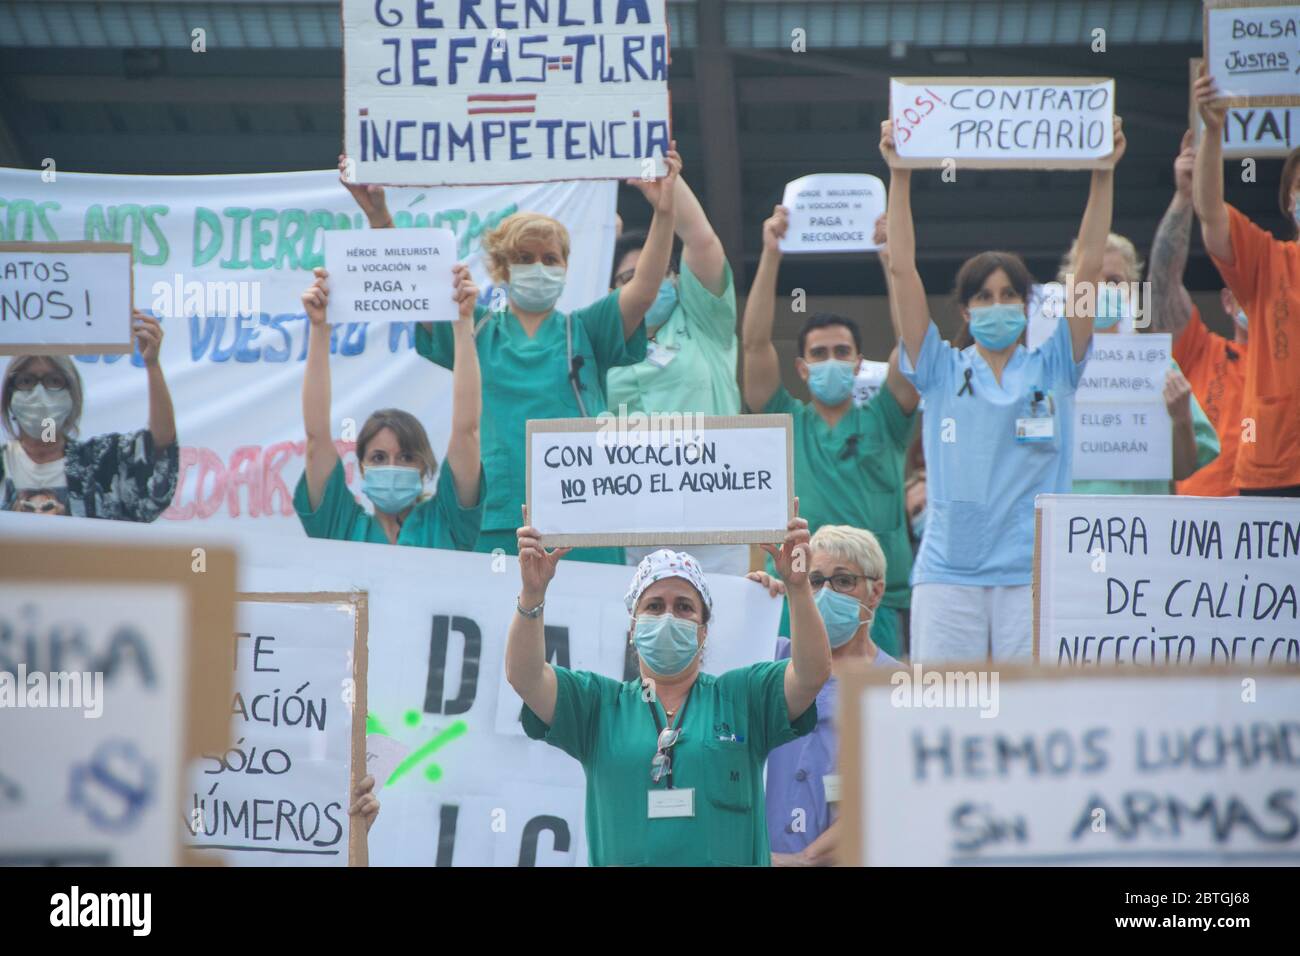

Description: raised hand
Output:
[349,774,380,833]
[451,263,478,322]
[746,570,787,598]
[1164,366,1192,424]
[762,205,789,253]
[626,143,682,214]
[1174,129,1196,199]
[761,497,812,589]
[1194,63,1227,131]
[517,504,571,603]
[1105,116,1127,168]
[132,310,164,367]
[879,120,902,168]
[338,153,392,227]
[302,267,330,326]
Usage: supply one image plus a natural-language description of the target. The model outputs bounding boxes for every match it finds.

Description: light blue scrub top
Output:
[899,315,1091,587]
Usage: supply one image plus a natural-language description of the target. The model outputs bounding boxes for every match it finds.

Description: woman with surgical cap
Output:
[505,503,832,866]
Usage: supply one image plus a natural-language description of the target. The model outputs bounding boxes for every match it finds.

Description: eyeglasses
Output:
[809,571,877,594]
[12,373,69,392]
[613,269,676,290]
[650,725,681,783]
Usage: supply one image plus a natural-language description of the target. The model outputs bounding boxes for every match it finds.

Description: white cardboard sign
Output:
[1072,333,1173,482]
[1204,3,1300,105]
[778,174,884,254]
[324,228,460,324]
[0,242,134,355]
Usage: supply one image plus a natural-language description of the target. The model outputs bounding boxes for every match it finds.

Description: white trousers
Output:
[910,582,1033,663]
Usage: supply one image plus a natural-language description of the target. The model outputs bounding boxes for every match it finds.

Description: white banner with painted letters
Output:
[0,166,616,530]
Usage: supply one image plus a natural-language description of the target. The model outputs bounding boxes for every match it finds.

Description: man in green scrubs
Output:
[742,206,919,657]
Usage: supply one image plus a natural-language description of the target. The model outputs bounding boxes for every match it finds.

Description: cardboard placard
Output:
[839,663,1300,866]
[889,77,1114,169]
[0,539,235,866]
[778,174,885,254]
[0,241,134,355]
[1189,56,1300,155]
[1072,333,1174,482]
[1204,1,1300,107]
[1033,493,1300,666]
[341,0,672,186]
[323,228,460,324]
[526,414,794,547]
[185,592,369,866]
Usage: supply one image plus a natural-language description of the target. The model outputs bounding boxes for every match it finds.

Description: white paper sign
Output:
[527,415,792,546]
[365,734,410,795]
[890,78,1114,168]
[1205,3,1300,103]
[853,359,890,407]
[848,669,1300,866]
[341,0,671,185]
[324,228,459,325]
[1073,333,1173,482]
[778,174,884,254]
[0,243,133,354]
[1035,494,1300,667]
[186,598,359,866]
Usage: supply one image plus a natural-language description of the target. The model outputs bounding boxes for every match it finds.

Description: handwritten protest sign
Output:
[526,414,793,547]
[839,665,1300,865]
[186,593,367,866]
[0,242,133,355]
[889,77,1114,169]
[341,0,671,186]
[323,228,459,325]
[1034,494,1300,667]
[1190,57,1300,155]
[778,174,884,254]
[1204,2,1300,106]
[0,540,234,866]
[1073,333,1173,482]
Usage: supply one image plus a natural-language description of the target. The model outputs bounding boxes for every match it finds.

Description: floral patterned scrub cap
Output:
[624,549,713,615]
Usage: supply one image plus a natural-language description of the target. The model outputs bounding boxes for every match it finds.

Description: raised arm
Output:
[301,267,340,509]
[1070,116,1126,362]
[505,507,572,726]
[616,148,681,339]
[674,175,727,295]
[445,264,482,508]
[880,122,929,367]
[762,500,831,720]
[1192,65,1232,264]
[741,206,787,412]
[1166,367,1200,481]
[132,311,176,448]
[1147,131,1197,340]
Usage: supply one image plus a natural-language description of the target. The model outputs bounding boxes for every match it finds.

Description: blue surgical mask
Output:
[1094,285,1129,330]
[1235,309,1249,330]
[362,465,423,514]
[645,278,678,331]
[807,359,856,405]
[911,506,927,540]
[508,262,566,314]
[968,303,1027,351]
[813,586,869,649]
[633,613,700,677]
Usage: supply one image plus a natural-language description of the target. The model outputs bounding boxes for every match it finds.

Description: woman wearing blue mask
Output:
[506,501,831,866]
[747,524,899,866]
[294,266,484,548]
[881,116,1125,663]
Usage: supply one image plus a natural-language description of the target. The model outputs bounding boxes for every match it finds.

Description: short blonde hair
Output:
[810,524,886,582]
[1057,232,1144,284]
[481,212,570,285]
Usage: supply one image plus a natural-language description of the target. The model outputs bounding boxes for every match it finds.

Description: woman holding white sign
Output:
[882,115,1124,662]
[294,265,484,548]
[1,312,178,519]
[506,502,831,867]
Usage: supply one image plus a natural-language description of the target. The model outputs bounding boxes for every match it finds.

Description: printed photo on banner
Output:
[1034,494,1300,667]
[778,174,885,254]
[838,665,1300,866]
[341,0,672,185]
[889,77,1115,168]
[1188,56,1300,156]
[1203,1,1300,106]
[323,228,460,325]
[0,242,134,355]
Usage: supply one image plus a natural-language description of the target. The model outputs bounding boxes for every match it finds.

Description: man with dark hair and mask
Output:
[741,204,919,660]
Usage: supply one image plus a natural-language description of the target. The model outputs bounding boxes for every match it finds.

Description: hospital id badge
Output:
[822,774,841,803]
[648,788,695,819]
[1015,416,1054,442]
[646,341,679,369]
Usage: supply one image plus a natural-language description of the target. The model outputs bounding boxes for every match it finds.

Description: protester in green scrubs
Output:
[742,205,919,658]
[506,502,832,867]
[294,265,484,547]
[1055,234,1219,494]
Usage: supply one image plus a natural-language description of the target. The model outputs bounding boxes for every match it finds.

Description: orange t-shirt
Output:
[1172,305,1247,496]
[1208,206,1300,489]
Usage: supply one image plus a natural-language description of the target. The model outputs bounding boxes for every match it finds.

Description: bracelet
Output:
[516,596,545,619]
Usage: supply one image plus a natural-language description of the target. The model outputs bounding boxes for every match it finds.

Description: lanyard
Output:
[648,692,690,789]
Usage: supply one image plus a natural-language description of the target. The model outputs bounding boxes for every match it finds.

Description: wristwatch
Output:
[516,596,545,619]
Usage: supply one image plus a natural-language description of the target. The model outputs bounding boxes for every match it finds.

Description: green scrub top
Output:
[523,661,816,867]
[761,384,916,611]
[415,290,646,544]
[293,457,483,549]
[605,260,741,416]
[1072,361,1221,495]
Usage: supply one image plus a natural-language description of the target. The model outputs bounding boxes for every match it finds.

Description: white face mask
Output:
[9,384,73,438]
